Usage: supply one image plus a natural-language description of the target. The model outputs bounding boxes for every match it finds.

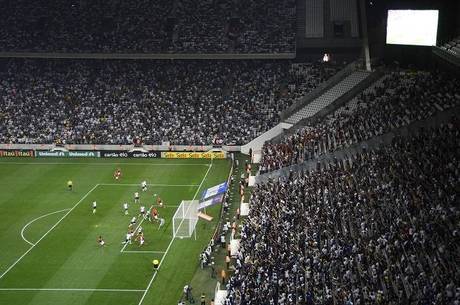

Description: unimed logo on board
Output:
[35,151,100,158]
[36,151,65,157]
[68,151,99,157]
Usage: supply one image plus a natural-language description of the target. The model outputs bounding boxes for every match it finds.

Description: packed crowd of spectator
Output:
[0,59,339,145]
[227,119,460,304]
[261,71,460,172]
[0,0,295,53]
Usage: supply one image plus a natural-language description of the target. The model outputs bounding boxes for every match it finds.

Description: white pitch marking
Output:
[137,162,213,305]
[120,218,145,253]
[120,204,155,253]
[0,288,145,292]
[0,162,208,166]
[20,209,71,246]
[122,250,166,254]
[99,183,199,187]
[120,182,199,252]
[0,184,100,280]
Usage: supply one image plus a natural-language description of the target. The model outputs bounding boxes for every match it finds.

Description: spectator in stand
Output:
[227,118,460,304]
[0,0,295,54]
[261,71,460,173]
[0,59,340,145]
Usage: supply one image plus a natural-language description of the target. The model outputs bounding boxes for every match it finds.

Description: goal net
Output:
[172,200,199,238]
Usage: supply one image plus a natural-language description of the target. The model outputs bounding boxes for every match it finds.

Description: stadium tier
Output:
[261,71,460,173]
[0,0,295,53]
[440,36,460,58]
[1,1,460,304]
[0,59,340,145]
[226,119,460,304]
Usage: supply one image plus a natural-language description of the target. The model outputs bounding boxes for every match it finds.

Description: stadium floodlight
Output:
[172,200,199,239]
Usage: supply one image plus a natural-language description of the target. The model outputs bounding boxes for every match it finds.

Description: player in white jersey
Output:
[138,234,145,246]
[140,206,146,218]
[141,181,147,192]
[130,216,137,226]
[98,236,105,247]
[92,201,97,214]
[158,217,165,229]
[134,192,140,203]
[123,202,129,215]
[123,231,132,244]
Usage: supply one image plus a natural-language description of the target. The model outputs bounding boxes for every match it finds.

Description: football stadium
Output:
[0,0,459,305]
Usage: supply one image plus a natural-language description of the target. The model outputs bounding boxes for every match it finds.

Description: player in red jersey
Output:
[149,207,165,228]
[135,231,145,247]
[157,196,164,208]
[151,208,159,220]
[114,168,122,180]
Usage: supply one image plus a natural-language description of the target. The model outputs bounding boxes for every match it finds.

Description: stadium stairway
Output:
[242,61,368,158]
[438,36,460,58]
[240,122,292,157]
[280,61,358,121]
[284,70,385,138]
[433,44,460,70]
[284,70,372,124]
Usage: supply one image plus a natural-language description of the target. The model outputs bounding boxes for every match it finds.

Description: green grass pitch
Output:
[0,158,231,305]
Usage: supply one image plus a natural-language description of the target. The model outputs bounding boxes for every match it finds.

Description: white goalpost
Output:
[172,200,199,239]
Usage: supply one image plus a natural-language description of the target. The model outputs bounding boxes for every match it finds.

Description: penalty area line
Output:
[0,184,100,281]
[119,175,203,254]
[0,288,146,293]
[0,162,209,166]
[120,204,156,253]
[137,162,213,305]
[99,183,200,187]
[122,250,166,254]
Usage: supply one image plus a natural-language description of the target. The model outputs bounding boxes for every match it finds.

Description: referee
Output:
[152,259,159,270]
[67,180,73,191]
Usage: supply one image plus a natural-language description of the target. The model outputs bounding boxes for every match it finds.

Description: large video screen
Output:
[386,10,439,46]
